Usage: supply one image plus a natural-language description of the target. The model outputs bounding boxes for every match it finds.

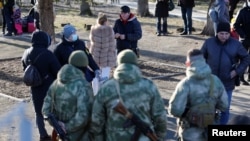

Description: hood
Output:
[113,64,142,84]
[119,13,136,24]
[31,31,51,48]
[57,64,85,84]
[186,58,212,80]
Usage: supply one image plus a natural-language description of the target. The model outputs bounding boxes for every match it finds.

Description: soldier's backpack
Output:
[186,76,216,128]
[23,51,45,87]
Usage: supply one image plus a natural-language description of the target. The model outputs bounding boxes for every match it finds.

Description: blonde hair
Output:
[97,12,107,25]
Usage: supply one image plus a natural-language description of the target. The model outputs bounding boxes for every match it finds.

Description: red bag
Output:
[28,22,36,33]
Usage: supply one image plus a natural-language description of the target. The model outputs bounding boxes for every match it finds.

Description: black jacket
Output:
[155,0,169,17]
[234,5,250,39]
[53,37,100,81]
[178,0,195,8]
[21,31,61,96]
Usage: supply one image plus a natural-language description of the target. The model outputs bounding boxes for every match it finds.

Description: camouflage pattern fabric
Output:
[168,56,229,141]
[90,63,167,141]
[42,64,94,141]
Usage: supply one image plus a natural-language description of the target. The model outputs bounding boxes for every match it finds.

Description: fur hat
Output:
[117,49,137,65]
[121,5,130,13]
[69,50,88,67]
[63,24,76,39]
[217,22,230,33]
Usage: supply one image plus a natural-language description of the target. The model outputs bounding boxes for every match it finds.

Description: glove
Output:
[94,70,101,80]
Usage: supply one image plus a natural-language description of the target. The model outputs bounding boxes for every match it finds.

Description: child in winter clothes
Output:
[12,4,22,35]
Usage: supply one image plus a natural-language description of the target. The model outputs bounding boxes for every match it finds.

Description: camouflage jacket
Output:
[90,63,167,141]
[42,64,94,141]
[168,56,228,118]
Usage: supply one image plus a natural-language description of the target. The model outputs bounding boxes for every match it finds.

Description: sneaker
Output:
[241,79,249,85]
[4,32,12,36]
[40,135,52,141]
[156,32,161,36]
[248,74,250,82]
[180,31,187,35]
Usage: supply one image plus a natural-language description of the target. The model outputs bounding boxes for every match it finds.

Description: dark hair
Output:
[187,49,203,58]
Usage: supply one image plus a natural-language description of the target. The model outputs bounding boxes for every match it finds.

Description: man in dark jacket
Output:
[201,22,250,125]
[113,5,142,57]
[155,0,169,36]
[21,31,61,141]
[53,24,100,82]
[177,0,195,35]
[233,0,250,84]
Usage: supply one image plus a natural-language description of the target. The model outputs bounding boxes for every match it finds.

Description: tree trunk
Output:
[200,0,215,36]
[80,0,92,16]
[38,0,56,42]
[137,0,150,17]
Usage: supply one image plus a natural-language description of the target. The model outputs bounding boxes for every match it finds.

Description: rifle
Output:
[112,100,159,141]
[47,113,68,141]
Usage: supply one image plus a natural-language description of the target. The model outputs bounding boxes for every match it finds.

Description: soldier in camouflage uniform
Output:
[42,50,94,141]
[168,49,228,141]
[90,49,167,141]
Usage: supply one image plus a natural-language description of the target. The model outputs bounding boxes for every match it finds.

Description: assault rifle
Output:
[112,100,159,141]
[47,113,68,141]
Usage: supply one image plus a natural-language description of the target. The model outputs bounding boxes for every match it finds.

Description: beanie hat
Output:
[117,49,137,65]
[121,5,130,13]
[69,50,88,67]
[63,24,76,39]
[31,31,51,47]
[217,22,230,33]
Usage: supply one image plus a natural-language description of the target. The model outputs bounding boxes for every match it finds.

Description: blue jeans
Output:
[156,17,167,33]
[181,7,193,32]
[220,90,232,125]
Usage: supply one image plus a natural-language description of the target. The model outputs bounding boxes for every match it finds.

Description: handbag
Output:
[168,0,175,11]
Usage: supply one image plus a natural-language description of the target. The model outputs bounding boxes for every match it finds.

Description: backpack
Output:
[23,51,45,87]
[186,76,216,128]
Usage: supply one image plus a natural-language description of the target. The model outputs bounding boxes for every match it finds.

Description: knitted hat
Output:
[63,24,76,39]
[117,49,137,65]
[217,22,230,33]
[31,31,51,47]
[121,5,130,13]
[69,50,88,67]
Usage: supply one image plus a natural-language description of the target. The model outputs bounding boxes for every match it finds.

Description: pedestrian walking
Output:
[200,22,250,125]
[21,31,61,141]
[168,48,228,141]
[113,5,142,57]
[3,0,14,36]
[90,49,167,141]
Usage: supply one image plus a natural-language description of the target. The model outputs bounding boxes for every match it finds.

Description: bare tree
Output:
[200,0,215,36]
[137,0,150,17]
[38,0,56,42]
